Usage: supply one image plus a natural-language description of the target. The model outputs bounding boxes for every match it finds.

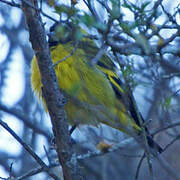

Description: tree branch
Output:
[21,0,83,179]
[0,104,51,140]
[0,119,60,180]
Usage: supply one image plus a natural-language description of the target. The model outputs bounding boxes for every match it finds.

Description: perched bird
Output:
[31,23,162,153]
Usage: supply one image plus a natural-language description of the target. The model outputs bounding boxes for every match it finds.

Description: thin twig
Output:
[0,104,51,140]
[83,0,100,21]
[0,119,60,180]
[152,121,180,135]
[0,0,20,7]
[53,42,78,67]
[91,45,107,66]
[115,53,155,178]
[15,163,59,180]
[23,0,58,22]
[155,155,180,180]
[135,152,146,180]
[77,138,139,160]
[163,135,180,152]
[15,138,142,180]
[0,0,58,22]
[16,166,45,180]
[0,177,7,180]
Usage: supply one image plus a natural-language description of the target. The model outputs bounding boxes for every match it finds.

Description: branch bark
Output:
[21,1,83,179]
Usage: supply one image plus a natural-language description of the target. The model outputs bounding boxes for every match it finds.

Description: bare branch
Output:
[0,119,60,180]
[0,104,51,140]
[0,0,20,8]
[156,155,180,180]
[21,0,83,179]
[152,121,180,135]
[135,153,146,180]
[0,0,58,22]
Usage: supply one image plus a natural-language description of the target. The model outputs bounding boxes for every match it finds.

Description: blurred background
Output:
[0,0,180,179]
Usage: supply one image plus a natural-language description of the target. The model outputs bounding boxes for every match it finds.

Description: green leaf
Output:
[47,0,56,7]
[80,13,107,31]
[55,5,70,14]
[80,13,96,27]
[160,95,172,110]
[119,21,135,35]
[135,34,150,55]
[55,25,70,41]
[141,1,151,11]
[110,0,121,19]
[164,96,172,109]
[55,4,78,17]
[94,22,107,31]
[74,29,83,41]
[122,0,139,12]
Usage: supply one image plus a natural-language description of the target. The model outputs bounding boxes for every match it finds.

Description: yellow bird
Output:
[31,23,162,153]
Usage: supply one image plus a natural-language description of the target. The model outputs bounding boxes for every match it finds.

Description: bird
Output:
[31,22,162,153]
